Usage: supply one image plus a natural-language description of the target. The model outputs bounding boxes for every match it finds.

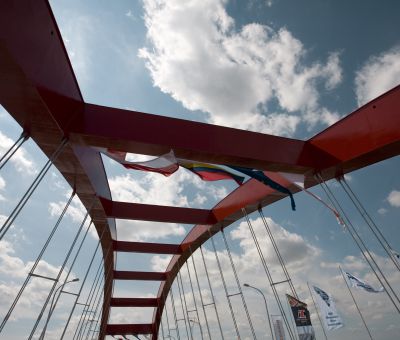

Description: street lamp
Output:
[189,318,200,337]
[243,283,275,340]
[40,278,80,339]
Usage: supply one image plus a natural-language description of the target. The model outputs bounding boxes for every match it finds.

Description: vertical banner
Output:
[272,315,286,340]
[286,294,315,340]
[313,286,343,330]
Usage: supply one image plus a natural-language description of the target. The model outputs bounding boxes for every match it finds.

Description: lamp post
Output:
[189,318,200,337]
[243,283,275,340]
[40,278,79,339]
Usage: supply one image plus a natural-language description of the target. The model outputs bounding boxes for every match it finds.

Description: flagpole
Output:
[306,282,328,340]
[339,266,373,340]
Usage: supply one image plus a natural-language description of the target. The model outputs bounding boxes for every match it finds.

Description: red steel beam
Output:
[69,103,337,173]
[110,298,159,308]
[101,197,217,225]
[310,85,400,179]
[114,271,167,281]
[113,240,182,254]
[106,324,153,335]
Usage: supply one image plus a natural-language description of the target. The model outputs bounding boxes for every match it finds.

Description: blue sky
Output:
[1,0,400,339]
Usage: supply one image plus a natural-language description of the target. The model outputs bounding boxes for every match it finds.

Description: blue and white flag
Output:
[345,272,384,293]
[313,286,343,330]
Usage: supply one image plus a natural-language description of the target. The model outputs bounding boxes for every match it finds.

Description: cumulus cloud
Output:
[139,0,342,135]
[109,170,191,207]
[0,131,36,175]
[387,190,400,208]
[355,47,400,106]
[0,240,78,323]
[230,216,320,269]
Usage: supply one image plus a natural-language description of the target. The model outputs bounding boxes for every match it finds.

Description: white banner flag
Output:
[313,286,343,330]
[272,315,286,340]
[345,272,384,293]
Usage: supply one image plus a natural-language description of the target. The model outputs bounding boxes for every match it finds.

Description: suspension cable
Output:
[0,138,67,241]
[39,221,94,339]
[79,271,106,340]
[208,229,241,339]
[60,229,106,339]
[74,243,112,340]
[85,260,113,340]
[316,174,400,313]
[77,263,109,340]
[164,290,172,339]
[160,318,165,339]
[190,249,212,339]
[170,284,181,340]
[0,189,75,333]
[242,208,295,340]
[339,178,400,272]
[185,259,204,340]
[199,245,225,340]
[28,204,92,339]
[220,229,257,339]
[176,269,192,340]
[259,208,298,299]
[0,131,29,170]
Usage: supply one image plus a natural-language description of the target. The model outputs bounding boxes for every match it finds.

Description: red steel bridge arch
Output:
[1,1,400,338]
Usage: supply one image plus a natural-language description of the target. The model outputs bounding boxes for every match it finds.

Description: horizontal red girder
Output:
[110,298,159,308]
[106,324,153,335]
[113,240,182,255]
[101,197,217,224]
[114,271,167,281]
[70,103,331,173]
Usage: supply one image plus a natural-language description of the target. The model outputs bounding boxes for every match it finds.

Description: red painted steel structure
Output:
[1,1,400,339]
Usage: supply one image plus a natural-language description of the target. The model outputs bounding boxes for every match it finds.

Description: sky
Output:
[1,0,400,339]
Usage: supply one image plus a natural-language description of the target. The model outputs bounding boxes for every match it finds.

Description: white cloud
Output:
[387,190,400,208]
[48,193,87,224]
[378,207,388,215]
[355,47,400,106]
[139,0,342,135]
[109,169,191,207]
[116,219,186,242]
[0,175,5,201]
[0,240,77,322]
[151,255,173,272]
[230,216,320,269]
[0,131,36,175]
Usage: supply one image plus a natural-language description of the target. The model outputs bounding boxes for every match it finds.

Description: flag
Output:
[229,166,296,210]
[312,285,343,330]
[103,149,179,176]
[278,172,344,226]
[345,272,384,293]
[286,294,315,340]
[272,315,286,340]
[178,160,244,185]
